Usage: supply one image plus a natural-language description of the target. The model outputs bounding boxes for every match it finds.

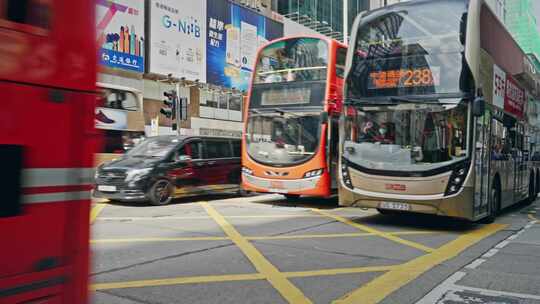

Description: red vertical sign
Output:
[504,76,525,119]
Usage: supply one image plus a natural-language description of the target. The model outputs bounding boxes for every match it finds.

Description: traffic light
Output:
[161,90,177,119]
[161,90,177,130]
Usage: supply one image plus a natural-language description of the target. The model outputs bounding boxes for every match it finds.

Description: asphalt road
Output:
[89,194,539,304]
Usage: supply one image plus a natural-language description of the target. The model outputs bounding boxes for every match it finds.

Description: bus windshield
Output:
[343,102,469,173]
[246,112,321,166]
[254,38,328,84]
[347,0,470,100]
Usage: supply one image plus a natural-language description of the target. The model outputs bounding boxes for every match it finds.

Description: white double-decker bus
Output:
[340,0,540,222]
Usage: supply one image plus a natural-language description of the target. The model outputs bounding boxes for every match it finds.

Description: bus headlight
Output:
[341,161,353,189]
[242,167,253,175]
[304,169,323,178]
[445,162,470,196]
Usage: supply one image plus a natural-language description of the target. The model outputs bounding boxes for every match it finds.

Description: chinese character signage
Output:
[96,0,145,73]
[207,0,283,90]
[492,64,525,119]
[149,0,207,82]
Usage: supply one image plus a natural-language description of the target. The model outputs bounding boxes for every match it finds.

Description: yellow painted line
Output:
[91,273,265,291]
[313,209,435,253]
[247,230,436,241]
[333,223,507,304]
[91,236,229,244]
[528,214,538,222]
[90,203,106,224]
[201,202,312,304]
[97,216,212,221]
[284,265,397,278]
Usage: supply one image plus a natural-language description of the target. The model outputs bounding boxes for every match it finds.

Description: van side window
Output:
[232,140,241,157]
[206,140,232,159]
[1,0,51,30]
[186,141,202,159]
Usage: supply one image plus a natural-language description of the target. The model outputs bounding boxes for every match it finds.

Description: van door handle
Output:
[207,161,216,165]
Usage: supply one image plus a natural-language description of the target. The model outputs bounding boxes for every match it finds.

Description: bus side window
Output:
[336,47,347,78]
[0,0,51,30]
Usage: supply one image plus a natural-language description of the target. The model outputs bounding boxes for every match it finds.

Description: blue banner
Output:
[207,0,283,91]
[100,48,144,73]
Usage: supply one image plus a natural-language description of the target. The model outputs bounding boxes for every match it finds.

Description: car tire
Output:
[148,179,173,206]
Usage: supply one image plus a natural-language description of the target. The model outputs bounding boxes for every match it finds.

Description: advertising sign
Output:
[505,76,525,119]
[95,107,128,130]
[149,0,207,82]
[96,0,145,73]
[207,0,283,90]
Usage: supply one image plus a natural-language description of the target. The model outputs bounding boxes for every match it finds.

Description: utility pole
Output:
[343,0,348,44]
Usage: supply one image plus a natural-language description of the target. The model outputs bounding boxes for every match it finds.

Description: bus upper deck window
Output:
[1,0,50,30]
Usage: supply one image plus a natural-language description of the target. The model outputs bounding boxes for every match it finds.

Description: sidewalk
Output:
[417,204,540,304]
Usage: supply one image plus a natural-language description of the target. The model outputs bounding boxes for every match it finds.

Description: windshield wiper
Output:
[389,97,442,104]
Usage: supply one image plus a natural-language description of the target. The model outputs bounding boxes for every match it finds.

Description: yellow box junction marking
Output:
[201,202,312,304]
[90,231,436,244]
[333,223,506,304]
[91,273,265,291]
[91,265,398,291]
[313,209,435,253]
[90,203,106,224]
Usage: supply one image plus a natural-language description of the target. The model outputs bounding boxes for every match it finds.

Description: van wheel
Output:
[238,188,252,197]
[148,179,173,206]
[376,208,398,215]
[284,194,301,200]
[481,182,500,224]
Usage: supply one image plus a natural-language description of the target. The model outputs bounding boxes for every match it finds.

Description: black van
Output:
[93,135,242,205]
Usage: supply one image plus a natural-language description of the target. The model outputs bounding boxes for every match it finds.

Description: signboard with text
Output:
[149,0,207,82]
[96,0,145,73]
[492,64,525,119]
[206,0,283,90]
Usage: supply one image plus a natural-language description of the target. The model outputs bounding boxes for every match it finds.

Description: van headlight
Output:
[126,168,153,183]
[242,167,253,175]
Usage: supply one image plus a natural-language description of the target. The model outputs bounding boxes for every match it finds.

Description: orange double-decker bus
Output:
[242,36,347,199]
[0,0,98,303]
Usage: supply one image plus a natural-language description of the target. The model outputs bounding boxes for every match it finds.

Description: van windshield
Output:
[127,137,178,158]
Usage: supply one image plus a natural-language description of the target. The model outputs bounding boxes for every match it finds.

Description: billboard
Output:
[96,0,145,73]
[492,63,526,119]
[95,107,128,130]
[149,0,207,82]
[207,0,283,90]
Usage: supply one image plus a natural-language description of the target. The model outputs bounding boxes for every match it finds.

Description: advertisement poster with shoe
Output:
[95,107,128,130]
[96,0,145,73]
[206,0,283,91]
[149,0,206,82]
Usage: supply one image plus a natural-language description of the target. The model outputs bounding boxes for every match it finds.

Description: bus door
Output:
[328,116,339,189]
[473,111,491,218]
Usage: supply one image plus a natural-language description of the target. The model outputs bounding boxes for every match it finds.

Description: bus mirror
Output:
[320,112,329,124]
[473,97,485,117]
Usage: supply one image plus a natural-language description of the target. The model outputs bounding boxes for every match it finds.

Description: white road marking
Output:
[465,258,486,269]
[494,241,509,249]
[481,249,499,258]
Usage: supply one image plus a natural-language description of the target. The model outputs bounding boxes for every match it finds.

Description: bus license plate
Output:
[98,185,117,192]
[379,202,410,211]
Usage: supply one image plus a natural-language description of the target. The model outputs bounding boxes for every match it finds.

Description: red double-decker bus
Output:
[242,36,347,199]
[0,1,97,303]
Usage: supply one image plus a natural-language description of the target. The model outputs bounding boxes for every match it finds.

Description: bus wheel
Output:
[148,179,173,206]
[527,174,536,205]
[482,182,500,224]
[284,194,301,200]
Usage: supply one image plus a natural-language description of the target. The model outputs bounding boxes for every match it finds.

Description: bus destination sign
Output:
[368,67,441,90]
